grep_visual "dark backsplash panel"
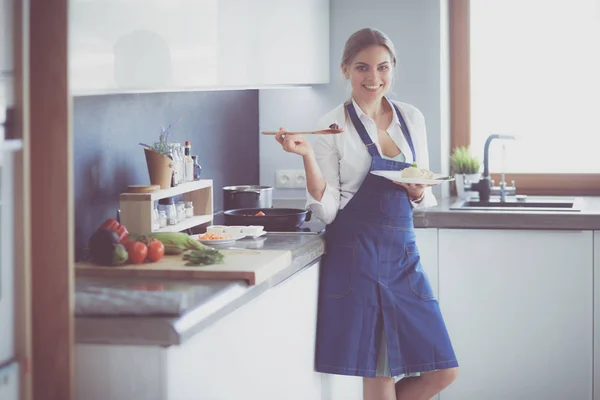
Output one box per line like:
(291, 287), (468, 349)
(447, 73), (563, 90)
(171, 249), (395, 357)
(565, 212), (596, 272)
(73, 90), (259, 260)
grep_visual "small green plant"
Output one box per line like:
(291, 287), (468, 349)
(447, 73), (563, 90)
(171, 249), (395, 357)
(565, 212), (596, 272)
(450, 146), (480, 174)
(139, 118), (182, 156)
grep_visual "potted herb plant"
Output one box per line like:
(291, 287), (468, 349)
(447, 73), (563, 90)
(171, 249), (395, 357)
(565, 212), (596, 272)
(140, 119), (181, 189)
(450, 146), (481, 198)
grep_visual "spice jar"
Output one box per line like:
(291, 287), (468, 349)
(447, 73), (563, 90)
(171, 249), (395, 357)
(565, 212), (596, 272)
(158, 210), (168, 228)
(185, 201), (194, 218)
(159, 197), (177, 226)
(176, 201), (186, 222)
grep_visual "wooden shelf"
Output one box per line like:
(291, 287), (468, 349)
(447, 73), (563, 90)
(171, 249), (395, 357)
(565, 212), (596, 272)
(119, 179), (213, 234)
(155, 215), (212, 233)
(120, 180), (212, 202)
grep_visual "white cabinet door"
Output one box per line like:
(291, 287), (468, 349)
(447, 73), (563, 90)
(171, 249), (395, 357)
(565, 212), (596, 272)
(438, 229), (593, 400)
(69, 0), (220, 95)
(253, 0), (329, 86)
(166, 263), (322, 400)
(69, 0), (330, 95)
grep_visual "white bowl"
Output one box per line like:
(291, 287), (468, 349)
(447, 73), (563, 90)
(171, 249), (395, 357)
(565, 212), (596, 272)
(206, 225), (227, 234)
(241, 225), (264, 235)
(224, 225), (246, 235)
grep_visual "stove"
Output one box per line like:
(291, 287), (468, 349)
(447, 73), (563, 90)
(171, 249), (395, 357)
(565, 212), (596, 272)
(266, 219), (327, 234)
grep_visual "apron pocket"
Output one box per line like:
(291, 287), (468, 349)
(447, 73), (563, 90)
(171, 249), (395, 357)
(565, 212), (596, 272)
(379, 192), (410, 217)
(323, 245), (355, 299)
(405, 244), (435, 301)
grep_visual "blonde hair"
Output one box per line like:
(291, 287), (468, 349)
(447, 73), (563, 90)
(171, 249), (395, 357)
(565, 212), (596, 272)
(340, 28), (397, 69)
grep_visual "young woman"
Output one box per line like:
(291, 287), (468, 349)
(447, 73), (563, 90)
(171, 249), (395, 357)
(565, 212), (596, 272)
(274, 28), (458, 400)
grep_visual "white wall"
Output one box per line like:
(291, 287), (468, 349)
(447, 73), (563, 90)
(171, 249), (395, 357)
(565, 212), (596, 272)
(259, 0), (450, 201)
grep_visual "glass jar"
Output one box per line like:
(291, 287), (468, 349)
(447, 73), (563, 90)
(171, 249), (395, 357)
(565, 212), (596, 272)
(158, 210), (168, 228)
(185, 201), (194, 218)
(160, 197), (177, 225)
(176, 201), (186, 222)
(152, 203), (160, 230)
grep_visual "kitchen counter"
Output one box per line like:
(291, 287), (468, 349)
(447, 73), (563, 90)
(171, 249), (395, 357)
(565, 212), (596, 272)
(75, 233), (325, 346)
(414, 196), (600, 230)
(75, 196), (600, 346)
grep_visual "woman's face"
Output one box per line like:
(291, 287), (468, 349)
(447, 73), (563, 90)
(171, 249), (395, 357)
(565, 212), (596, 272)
(343, 45), (394, 103)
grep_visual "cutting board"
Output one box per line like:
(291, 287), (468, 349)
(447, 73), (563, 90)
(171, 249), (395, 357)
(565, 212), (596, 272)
(75, 249), (293, 285)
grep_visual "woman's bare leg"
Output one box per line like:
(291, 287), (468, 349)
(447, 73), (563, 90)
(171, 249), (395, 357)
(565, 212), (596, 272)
(394, 368), (458, 400)
(363, 376), (396, 400)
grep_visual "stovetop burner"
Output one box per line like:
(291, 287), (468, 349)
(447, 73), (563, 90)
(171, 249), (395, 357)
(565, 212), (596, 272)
(267, 219), (327, 234)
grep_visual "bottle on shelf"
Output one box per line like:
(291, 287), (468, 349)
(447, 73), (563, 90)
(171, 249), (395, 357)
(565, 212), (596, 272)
(184, 140), (194, 182)
(192, 155), (202, 181)
(168, 147), (179, 187)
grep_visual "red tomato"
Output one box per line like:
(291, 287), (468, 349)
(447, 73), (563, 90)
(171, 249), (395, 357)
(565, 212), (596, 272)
(146, 239), (165, 262)
(127, 241), (148, 264)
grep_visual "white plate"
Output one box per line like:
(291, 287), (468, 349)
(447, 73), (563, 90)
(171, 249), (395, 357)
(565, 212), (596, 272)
(370, 170), (455, 185)
(192, 233), (246, 245)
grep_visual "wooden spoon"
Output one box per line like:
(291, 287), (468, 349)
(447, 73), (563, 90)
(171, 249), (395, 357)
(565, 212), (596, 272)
(261, 128), (344, 135)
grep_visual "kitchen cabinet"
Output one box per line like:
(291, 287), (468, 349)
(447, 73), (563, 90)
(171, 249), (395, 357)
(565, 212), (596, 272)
(438, 229), (593, 400)
(69, 0), (330, 95)
(76, 262), (323, 400)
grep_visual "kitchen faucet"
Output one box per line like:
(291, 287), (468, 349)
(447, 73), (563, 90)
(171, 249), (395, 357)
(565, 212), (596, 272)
(470, 134), (517, 202)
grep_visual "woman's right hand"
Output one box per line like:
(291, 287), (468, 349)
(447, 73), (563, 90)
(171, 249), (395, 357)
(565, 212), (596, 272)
(275, 127), (313, 158)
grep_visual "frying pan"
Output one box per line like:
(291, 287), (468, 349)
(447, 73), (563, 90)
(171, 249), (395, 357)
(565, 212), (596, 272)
(223, 208), (311, 230)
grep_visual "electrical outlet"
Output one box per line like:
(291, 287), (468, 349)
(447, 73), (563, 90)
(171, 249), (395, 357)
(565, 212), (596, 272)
(275, 169), (306, 189)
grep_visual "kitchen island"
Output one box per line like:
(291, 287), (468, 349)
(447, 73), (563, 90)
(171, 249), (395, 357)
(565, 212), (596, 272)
(75, 233), (338, 400)
(75, 196), (600, 400)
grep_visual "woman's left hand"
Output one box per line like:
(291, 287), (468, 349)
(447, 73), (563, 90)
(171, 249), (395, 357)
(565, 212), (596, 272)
(393, 182), (430, 201)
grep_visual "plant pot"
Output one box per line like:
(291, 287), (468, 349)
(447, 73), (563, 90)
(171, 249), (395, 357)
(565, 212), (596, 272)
(455, 173), (481, 199)
(144, 148), (173, 189)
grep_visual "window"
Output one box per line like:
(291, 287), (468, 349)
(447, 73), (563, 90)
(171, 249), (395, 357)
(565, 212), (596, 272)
(450, 0), (600, 195)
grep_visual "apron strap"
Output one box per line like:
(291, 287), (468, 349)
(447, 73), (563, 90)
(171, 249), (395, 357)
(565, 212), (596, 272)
(390, 102), (417, 163)
(346, 101), (382, 159)
(345, 99), (417, 162)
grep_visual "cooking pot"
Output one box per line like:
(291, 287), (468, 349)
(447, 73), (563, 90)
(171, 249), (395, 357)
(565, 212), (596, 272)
(223, 185), (273, 211)
(223, 208), (311, 231)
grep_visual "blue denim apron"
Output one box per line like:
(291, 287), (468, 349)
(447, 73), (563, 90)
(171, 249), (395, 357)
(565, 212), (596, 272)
(315, 100), (458, 378)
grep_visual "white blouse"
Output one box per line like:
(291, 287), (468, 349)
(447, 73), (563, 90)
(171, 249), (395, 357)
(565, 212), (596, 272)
(305, 97), (437, 225)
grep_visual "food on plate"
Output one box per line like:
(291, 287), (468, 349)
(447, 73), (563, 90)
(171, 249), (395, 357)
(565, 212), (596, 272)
(401, 163), (435, 180)
(183, 247), (225, 266)
(255, 211), (266, 216)
(198, 232), (233, 241)
(329, 122), (340, 130)
(89, 228), (129, 266)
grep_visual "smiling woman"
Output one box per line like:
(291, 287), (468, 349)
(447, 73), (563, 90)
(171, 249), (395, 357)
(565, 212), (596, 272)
(450, 0), (600, 195)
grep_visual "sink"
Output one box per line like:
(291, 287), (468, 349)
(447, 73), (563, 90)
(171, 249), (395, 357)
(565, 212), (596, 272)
(450, 195), (582, 212)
